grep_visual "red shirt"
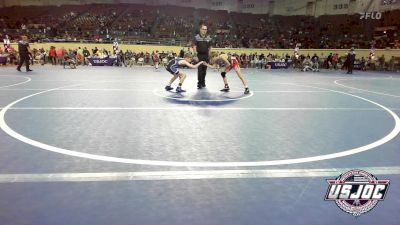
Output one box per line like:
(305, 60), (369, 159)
(49, 48), (56, 57)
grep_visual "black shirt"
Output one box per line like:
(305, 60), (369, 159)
(193, 34), (212, 55)
(83, 49), (90, 57)
(311, 55), (319, 63)
(18, 41), (29, 55)
(348, 51), (356, 62)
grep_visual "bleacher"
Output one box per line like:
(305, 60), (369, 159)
(0, 4), (399, 49)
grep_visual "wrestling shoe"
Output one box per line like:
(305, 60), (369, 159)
(176, 86), (186, 93)
(220, 86), (230, 92)
(165, 85), (173, 91)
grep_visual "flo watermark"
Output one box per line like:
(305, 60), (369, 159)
(360, 12), (382, 20)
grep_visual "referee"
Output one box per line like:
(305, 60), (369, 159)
(193, 24), (212, 89)
(16, 35), (33, 72)
(347, 47), (356, 74)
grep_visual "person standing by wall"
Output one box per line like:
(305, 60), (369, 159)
(3, 35), (10, 49)
(82, 47), (90, 65)
(378, 54), (385, 71)
(57, 47), (65, 65)
(193, 24), (212, 89)
(347, 47), (356, 74)
(16, 35), (33, 72)
(49, 46), (57, 65)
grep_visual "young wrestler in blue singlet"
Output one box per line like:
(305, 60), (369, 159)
(165, 53), (204, 93)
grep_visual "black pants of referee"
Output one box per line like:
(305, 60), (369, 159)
(347, 61), (354, 74)
(17, 54), (30, 71)
(197, 54), (209, 87)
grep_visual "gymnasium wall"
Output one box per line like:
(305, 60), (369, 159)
(10, 42), (400, 59)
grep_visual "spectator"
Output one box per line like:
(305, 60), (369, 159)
(360, 57), (367, 71)
(56, 47), (65, 65)
(311, 53), (320, 71)
(326, 53), (333, 69)
(82, 47), (90, 65)
(49, 46), (57, 65)
(125, 50), (134, 67)
(92, 47), (99, 56)
(378, 55), (385, 71)
(388, 56), (396, 71)
(332, 53), (338, 70)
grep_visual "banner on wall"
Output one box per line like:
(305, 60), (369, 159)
(88, 57), (116, 66)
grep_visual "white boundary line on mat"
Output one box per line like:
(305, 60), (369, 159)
(334, 78), (400, 98)
(0, 75), (31, 89)
(0, 166), (399, 183)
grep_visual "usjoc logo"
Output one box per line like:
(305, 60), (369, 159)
(325, 169), (389, 217)
(93, 59), (108, 64)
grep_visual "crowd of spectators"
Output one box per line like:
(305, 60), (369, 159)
(0, 4), (399, 50)
(1, 42), (398, 72)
